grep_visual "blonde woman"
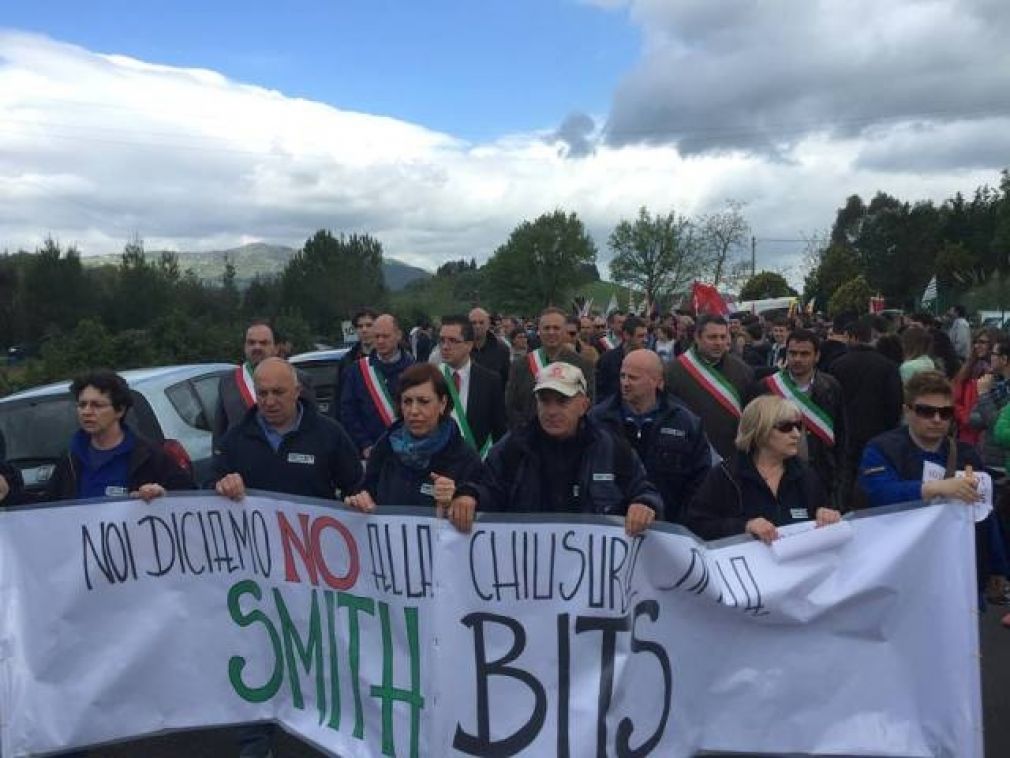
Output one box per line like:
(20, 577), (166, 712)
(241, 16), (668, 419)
(685, 395), (841, 543)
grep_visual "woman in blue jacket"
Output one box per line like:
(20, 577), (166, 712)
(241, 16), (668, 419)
(345, 363), (481, 521)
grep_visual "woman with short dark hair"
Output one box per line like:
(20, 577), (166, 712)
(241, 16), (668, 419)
(345, 363), (481, 522)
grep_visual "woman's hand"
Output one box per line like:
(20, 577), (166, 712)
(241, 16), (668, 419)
(446, 495), (476, 533)
(430, 472), (456, 512)
(344, 491), (377, 513)
(745, 517), (778, 544)
(130, 483), (167, 502)
(815, 507), (842, 527)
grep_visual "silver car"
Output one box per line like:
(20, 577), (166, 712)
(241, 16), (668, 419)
(0, 364), (233, 502)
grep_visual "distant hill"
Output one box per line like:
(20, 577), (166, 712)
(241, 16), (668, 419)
(80, 242), (432, 291)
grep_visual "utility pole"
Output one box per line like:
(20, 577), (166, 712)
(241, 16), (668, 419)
(751, 235), (756, 278)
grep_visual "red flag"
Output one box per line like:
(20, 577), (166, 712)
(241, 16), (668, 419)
(692, 281), (730, 316)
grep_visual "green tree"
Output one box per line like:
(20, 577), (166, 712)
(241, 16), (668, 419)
(22, 238), (91, 342)
(280, 231), (386, 333)
(739, 271), (797, 300)
(608, 206), (700, 304)
(482, 210), (596, 313)
(828, 275), (874, 317)
(803, 243), (862, 306)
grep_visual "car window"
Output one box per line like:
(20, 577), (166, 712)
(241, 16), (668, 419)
(165, 381), (209, 431)
(296, 361), (338, 395)
(191, 373), (223, 425)
(0, 396), (77, 460)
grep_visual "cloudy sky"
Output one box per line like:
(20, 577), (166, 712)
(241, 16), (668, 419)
(2, 0), (1008, 284)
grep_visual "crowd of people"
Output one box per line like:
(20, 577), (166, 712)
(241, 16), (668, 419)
(1, 301), (1008, 757)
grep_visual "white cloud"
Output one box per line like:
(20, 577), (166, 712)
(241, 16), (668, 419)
(0, 28), (1004, 290)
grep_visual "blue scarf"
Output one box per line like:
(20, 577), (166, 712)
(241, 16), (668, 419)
(389, 421), (453, 471)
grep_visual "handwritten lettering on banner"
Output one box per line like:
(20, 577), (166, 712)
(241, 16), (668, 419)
(0, 495), (983, 758)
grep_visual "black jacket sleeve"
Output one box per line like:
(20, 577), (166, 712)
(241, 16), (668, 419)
(684, 465), (747, 541)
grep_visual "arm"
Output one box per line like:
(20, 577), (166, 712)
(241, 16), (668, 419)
(331, 423), (365, 498)
(683, 466), (747, 541)
(339, 366), (370, 451)
(857, 444), (923, 507)
(883, 366), (904, 429)
(212, 376), (229, 449)
(681, 421), (715, 508)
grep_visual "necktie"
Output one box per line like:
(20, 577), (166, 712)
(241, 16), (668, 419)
(453, 370), (461, 394)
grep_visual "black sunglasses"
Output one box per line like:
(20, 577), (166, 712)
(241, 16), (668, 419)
(773, 420), (803, 433)
(910, 403), (955, 421)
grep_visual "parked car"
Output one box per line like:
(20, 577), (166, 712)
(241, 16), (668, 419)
(289, 347), (350, 417)
(0, 364), (233, 503)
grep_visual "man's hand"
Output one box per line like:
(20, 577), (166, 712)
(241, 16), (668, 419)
(447, 495), (476, 533)
(0, 474), (9, 504)
(215, 473), (247, 501)
(345, 491), (377, 512)
(745, 517), (778, 544)
(922, 477), (981, 503)
(130, 483), (167, 502)
(814, 507), (842, 527)
(624, 503), (655, 536)
(977, 374), (995, 396)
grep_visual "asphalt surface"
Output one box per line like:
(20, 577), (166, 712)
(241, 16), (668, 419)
(69, 608), (1010, 757)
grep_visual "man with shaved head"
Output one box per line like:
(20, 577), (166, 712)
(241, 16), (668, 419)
(590, 348), (712, 523)
(213, 357), (361, 501)
(340, 313), (415, 457)
(469, 306), (511, 386)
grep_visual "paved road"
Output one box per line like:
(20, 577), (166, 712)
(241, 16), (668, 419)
(77, 607), (1010, 757)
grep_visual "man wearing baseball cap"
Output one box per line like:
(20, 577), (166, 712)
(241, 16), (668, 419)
(448, 362), (662, 535)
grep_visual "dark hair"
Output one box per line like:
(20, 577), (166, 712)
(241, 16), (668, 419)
(696, 314), (728, 333)
(904, 370), (951, 405)
(606, 310), (624, 325)
(565, 315), (580, 328)
(994, 338), (1010, 359)
(352, 308), (378, 326)
(245, 318), (275, 341)
(395, 363), (452, 421)
(831, 313), (854, 333)
(622, 315), (646, 336)
(846, 319), (872, 343)
(439, 314), (474, 342)
(875, 334), (903, 364)
(71, 370), (133, 413)
(952, 304), (967, 318)
(786, 328), (820, 352)
(744, 321), (763, 340)
(772, 316), (790, 328)
(900, 325), (932, 360)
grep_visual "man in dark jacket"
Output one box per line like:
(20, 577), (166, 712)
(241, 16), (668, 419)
(214, 358), (362, 502)
(818, 315), (849, 372)
(51, 370), (194, 501)
(594, 314), (648, 402)
(469, 307), (512, 387)
(748, 329), (846, 508)
(830, 318), (903, 506)
(452, 362), (661, 535)
(665, 314), (754, 461)
(340, 313), (415, 457)
(590, 349), (711, 523)
(331, 308), (377, 422)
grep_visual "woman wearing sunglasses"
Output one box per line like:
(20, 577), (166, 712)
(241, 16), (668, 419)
(685, 395), (841, 543)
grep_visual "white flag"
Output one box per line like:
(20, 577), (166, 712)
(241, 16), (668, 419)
(921, 275), (938, 306)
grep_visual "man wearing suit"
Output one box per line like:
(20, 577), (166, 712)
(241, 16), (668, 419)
(437, 314), (507, 456)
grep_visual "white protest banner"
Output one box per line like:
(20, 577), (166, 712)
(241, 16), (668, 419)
(0, 495), (982, 757)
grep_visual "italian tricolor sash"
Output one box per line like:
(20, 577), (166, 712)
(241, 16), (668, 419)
(527, 347), (550, 378)
(235, 364), (256, 409)
(442, 365), (492, 459)
(764, 371), (835, 446)
(599, 335), (615, 352)
(678, 348), (742, 418)
(358, 358), (397, 428)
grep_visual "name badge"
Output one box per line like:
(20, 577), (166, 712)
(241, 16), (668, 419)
(790, 508), (808, 520)
(572, 485), (580, 497)
(420, 483), (435, 497)
(105, 486), (128, 497)
(593, 473), (615, 482)
(660, 427), (685, 437)
(287, 453), (315, 465)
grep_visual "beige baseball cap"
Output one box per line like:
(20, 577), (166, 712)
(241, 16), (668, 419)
(533, 362), (587, 397)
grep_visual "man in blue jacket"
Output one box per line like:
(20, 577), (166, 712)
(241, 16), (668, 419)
(339, 313), (414, 457)
(451, 363), (661, 535)
(590, 348), (711, 523)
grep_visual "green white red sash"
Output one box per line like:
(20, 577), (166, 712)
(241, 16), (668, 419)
(442, 365), (492, 459)
(764, 371), (835, 446)
(358, 357), (397, 427)
(235, 363), (256, 408)
(678, 348), (742, 418)
(527, 347), (550, 378)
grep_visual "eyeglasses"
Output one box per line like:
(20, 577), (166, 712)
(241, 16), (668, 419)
(76, 400), (112, 410)
(910, 403), (955, 421)
(773, 420), (803, 433)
